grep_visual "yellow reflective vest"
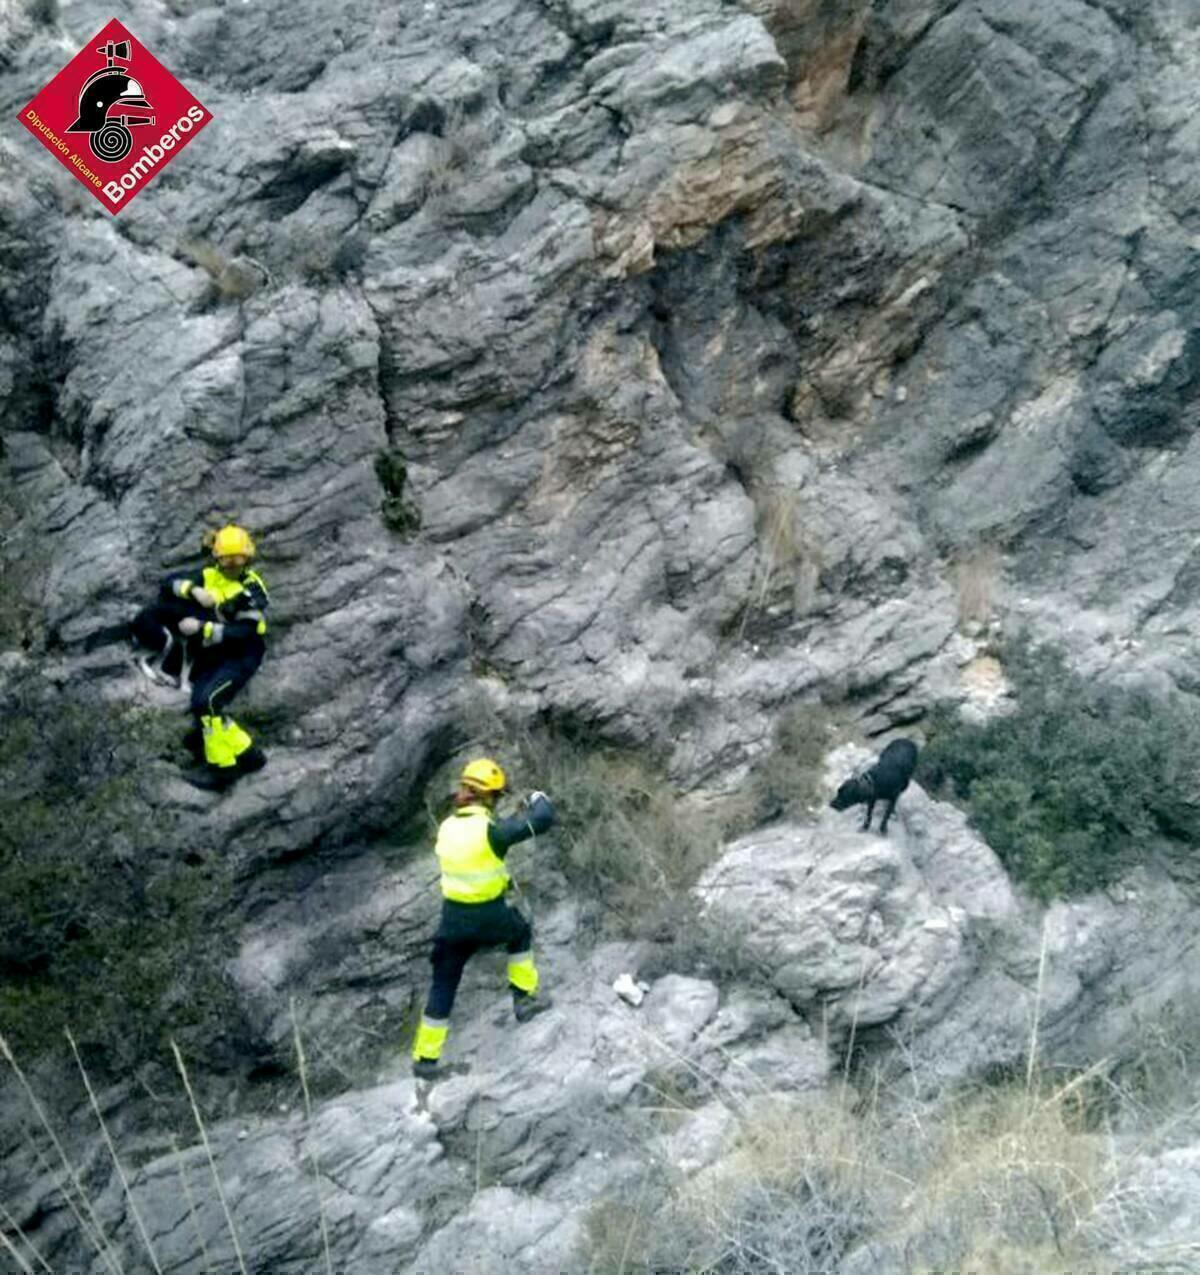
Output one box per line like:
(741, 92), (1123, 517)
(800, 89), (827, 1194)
(201, 567), (268, 635)
(174, 566), (269, 635)
(435, 804), (509, 903)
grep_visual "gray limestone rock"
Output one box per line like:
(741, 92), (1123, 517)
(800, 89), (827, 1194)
(695, 820), (970, 1035)
(696, 795), (1200, 1095)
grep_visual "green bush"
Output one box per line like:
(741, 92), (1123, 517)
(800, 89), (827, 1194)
(0, 677), (242, 1072)
(918, 639), (1200, 899)
(375, 448), (421, 535)
(0, 514), (46, 651)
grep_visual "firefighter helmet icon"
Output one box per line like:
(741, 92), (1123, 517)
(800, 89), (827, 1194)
(66, 38), (156, 163)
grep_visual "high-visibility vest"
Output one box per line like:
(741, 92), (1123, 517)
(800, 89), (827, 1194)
(202, 567), (268, 634)
(435, 805), (509, 903)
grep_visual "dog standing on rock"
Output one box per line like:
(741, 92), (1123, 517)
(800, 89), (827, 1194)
(830, 738), (919, 834)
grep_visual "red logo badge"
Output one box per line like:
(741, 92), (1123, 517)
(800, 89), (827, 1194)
(17, 18), (211, 214)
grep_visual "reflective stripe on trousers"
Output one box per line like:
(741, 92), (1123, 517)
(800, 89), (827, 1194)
(412, 1016), (449, 1062)
(506, 950), (538, 995)
(201, 714), (253, 767)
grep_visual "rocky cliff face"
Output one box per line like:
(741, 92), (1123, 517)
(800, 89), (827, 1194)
(3, 0), (1200, 1270)
(7, 0), (1188, 846)
(7, 0), (1199, 856)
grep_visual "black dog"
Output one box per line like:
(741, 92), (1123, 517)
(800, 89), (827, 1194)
(830, 738), (919, 834)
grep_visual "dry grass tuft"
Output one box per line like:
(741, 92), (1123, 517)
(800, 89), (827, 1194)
(512, 729), (744, 934)
(423, 102), (495, 219)
(905, 1079), (1111, 1267)
(580, 1050), (1159, 1275)
(738, 485), (825, 639)
(180, 240), (261, 301)
(953, 544), (1001, 630)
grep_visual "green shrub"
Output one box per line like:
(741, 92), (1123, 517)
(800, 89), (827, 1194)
(641, 897), (766, 987)
(918, 639), (1200, 899)
(0, 512), (46, 651)
(375, 448), (421, 535)
(0, 677), (242, 1072)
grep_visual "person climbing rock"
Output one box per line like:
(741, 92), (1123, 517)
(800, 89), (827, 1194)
(133, 523), (270, 790)
(411, 757), (556, 1081)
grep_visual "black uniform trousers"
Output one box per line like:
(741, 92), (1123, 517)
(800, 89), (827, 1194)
(188, 644), (263, 719)
(426, 896), (532, 1019)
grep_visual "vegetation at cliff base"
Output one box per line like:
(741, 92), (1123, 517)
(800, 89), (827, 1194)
(0, 675), (242, 1073)
(918, 639), (1200, 899)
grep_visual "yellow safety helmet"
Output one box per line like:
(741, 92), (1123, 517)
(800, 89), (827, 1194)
(460, 757), (507, 794)
(212, 524), (256, 559)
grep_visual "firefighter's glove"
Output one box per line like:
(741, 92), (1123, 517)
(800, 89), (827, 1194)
(178, 617), (201, 636)
(527, 791), (549, 806)
(202, 621), (225, 646)
(191, 586), (218, 608)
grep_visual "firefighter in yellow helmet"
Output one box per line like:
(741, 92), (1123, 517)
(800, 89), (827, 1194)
(131, 523), (270, 790)
(411, 757), (556, 1080)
